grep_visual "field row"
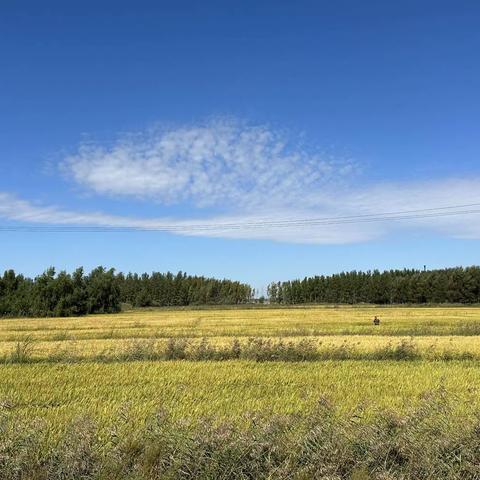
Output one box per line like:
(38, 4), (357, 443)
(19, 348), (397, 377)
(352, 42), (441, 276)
(1, 306), (480, 341)
(1, 360), (479, 432)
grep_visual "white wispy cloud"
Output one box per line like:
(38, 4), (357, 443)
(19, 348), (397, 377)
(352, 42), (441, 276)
(62, 118), (354, 210)
(1, 119), (480, 244)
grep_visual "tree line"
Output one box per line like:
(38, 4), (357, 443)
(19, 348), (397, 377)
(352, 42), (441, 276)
(3, 265), (480, 317)
(0, 267), (253, 317)
(268, 267), (480, 305)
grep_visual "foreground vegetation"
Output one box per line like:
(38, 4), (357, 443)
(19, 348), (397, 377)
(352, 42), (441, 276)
(1, 305), (480, 478)
(2, 388), (479, 480)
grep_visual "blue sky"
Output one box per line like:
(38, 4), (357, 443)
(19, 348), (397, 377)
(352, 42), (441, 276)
(1, 0), (480, 290)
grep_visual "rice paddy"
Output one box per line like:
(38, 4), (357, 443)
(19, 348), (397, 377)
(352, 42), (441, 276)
(0, 305), (479, 429)
(2, 305), (480, 341)
(1, 305), (480, 478)
(2, 359), (480, 428)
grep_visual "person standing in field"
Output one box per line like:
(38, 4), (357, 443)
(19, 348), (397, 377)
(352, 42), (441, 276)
(373, 316), (380, 325)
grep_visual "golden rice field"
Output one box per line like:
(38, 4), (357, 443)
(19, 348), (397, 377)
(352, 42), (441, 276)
(1, 305), (480, 435)
(2, 305), (480, 341)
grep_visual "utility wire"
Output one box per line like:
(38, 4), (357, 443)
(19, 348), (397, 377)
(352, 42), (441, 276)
(0, 202), (480, 232)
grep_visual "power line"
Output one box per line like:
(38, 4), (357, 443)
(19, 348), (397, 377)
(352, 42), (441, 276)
(0, 201), (480, 232)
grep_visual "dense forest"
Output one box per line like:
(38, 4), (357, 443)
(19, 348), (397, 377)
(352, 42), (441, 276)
(268, 267), (480, 304)
(0, 267), (253, 317)
(116, 271), (253, 307)
(2, 265), (480, 317)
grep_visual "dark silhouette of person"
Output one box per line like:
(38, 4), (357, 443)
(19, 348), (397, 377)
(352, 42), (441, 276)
(373, 316), (380, 326)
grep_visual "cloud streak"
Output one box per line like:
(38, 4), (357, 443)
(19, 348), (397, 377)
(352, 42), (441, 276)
(1, 119), (480, 244)
(1, 177), (480, 244)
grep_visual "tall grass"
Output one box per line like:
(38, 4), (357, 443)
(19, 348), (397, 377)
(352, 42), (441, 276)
(0, 390), (477, 479)
(2, 337), (477, 364)
(8, 334), (36, 363)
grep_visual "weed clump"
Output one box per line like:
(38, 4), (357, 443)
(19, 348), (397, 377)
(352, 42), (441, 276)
(165, 337), (189, 360)
(372, 339), (421, 361)
(240, 338), (318, 362)
(8, 335), (36, 363)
